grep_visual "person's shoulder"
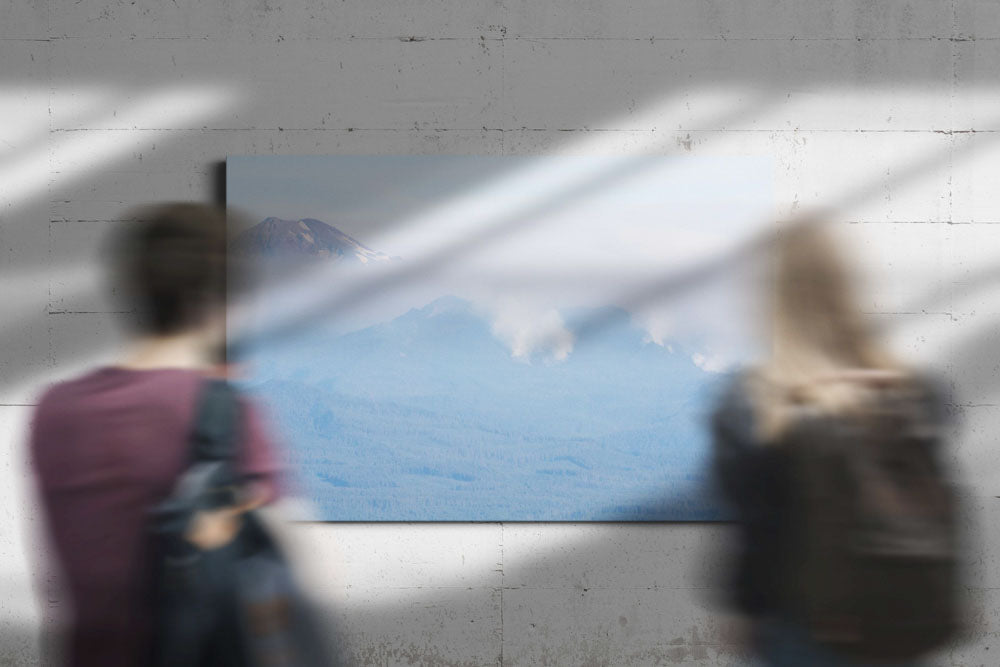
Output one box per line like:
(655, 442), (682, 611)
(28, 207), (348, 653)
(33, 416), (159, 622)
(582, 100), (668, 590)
(905, 369), (950, 400)
(898, 369), (954, 426)
(33, 368), (108, 412)
(35, 367), (204, 412)
(710, 367), (760, 442)
(234, 391), (268, 416)
(711, 367), (757, 415)
(30, 369), (121, 444)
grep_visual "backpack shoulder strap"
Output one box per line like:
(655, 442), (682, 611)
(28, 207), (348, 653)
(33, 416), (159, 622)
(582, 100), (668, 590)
(150, 380), (243, 537)
(189, 378), (242, 465)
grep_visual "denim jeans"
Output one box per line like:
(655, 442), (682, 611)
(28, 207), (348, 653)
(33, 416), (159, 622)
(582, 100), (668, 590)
(752, 619), (921, 667)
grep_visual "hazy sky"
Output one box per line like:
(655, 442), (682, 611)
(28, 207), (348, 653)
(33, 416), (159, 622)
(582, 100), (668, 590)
(227, 155), (516, 246)
(228, 155), (773, 369)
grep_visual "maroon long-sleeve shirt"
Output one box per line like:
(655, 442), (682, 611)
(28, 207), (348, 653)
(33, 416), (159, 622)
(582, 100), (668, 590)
(30, 367), (282, 667)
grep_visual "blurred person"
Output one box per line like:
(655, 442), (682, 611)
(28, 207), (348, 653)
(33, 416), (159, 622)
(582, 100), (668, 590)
(30, 204), (283, 666)
(710, 221), (963, 666)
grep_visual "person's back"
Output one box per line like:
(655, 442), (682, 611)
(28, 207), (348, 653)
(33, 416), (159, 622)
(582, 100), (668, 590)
(30, 204), (280, 666)
(710, 222), (965, 666)
(712, 371), (959, 666)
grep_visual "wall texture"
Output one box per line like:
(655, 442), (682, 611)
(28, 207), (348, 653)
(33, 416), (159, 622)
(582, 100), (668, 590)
(3, 1), (1000, 664)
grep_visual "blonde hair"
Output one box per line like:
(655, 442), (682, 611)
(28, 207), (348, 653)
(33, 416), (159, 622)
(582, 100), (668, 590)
(751, 221), (902, 442)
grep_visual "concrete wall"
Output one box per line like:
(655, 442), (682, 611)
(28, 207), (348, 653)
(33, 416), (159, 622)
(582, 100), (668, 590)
(3, 1), (1000, 664)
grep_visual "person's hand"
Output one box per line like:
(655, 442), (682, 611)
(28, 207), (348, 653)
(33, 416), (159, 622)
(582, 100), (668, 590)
(185, 506), (242, 550)
(184, 482), (270, 550)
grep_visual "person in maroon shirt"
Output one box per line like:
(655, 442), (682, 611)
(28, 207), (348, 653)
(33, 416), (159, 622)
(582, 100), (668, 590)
(30, 204), (282, 667)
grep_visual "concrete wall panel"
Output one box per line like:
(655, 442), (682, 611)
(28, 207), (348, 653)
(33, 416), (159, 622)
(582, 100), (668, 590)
(3, 1), (998, 664)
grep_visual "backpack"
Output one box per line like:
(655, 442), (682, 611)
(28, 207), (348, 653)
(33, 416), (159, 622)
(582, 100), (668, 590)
(781, 377), (962, 661)
(149, 379), (335, 667)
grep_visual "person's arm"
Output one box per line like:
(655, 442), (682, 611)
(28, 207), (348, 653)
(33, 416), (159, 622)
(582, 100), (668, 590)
(185, 397), (284, 550)
(710, 376), (787, 618)
(235, 398), (284, 503)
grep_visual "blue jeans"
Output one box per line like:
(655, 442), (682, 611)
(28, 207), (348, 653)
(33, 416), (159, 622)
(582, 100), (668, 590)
(752, 619), (920, 667)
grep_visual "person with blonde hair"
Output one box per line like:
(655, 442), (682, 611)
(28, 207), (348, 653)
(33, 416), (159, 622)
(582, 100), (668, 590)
(711, 220), (962, 666)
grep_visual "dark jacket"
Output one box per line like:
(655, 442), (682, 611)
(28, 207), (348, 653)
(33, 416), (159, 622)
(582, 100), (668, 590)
(710, 374), (793, 616)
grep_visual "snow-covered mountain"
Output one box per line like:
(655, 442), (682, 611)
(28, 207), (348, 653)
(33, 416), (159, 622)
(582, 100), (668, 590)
(231, 216), (396, 263)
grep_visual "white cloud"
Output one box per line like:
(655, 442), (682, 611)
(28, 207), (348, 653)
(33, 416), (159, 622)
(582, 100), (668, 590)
(490, 300), (575, 362)
(691, 351), (730, 373)
(635, 311), (674, 347)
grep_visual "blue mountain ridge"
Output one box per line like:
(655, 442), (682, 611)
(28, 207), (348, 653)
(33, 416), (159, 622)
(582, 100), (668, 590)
(246, 295), (727, 520)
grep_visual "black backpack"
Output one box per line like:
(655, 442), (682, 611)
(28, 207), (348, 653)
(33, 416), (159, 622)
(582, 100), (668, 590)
(149, 379), (335, 667)
(781, 378), (963, 661)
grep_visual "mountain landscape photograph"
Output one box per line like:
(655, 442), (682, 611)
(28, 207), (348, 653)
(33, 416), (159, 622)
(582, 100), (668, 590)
(226, 155), (772, 520)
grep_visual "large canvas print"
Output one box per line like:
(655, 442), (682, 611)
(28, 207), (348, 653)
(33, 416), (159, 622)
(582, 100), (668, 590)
(227, 155), (772, 520)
